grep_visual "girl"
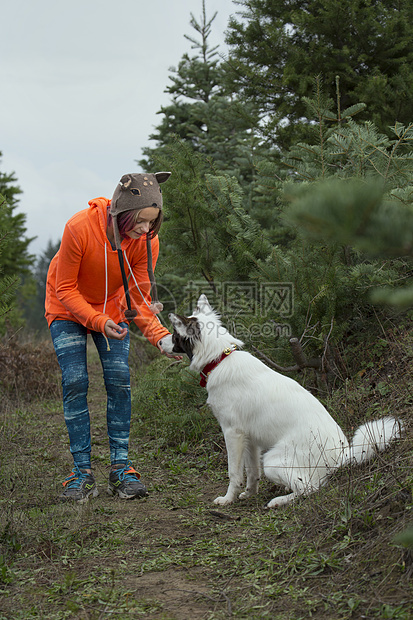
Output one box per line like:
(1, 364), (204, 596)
(45, 172), (178, 503)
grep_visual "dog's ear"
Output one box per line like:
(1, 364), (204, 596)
(168, 313), (188, 337)
(168, 312), (181, 329)
(196, 294), (211, 314)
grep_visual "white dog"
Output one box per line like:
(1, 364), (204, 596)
(160, 295), (403, 508)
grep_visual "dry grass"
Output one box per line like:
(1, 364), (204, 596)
(0, 335), (61, 403)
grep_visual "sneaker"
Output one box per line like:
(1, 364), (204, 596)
(107, 461), (148, 499)
(60, 466), (99, 504)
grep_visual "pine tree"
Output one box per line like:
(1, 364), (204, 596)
(0, 157), (36, 333)
(143, 137), (271, 315)
(248, 86), (413, 363)
(136, 3), (413, 367)
(0, 155), (35, 279)
(0, 197), (19, 333)
(139, 1), (263, 190)
(225, 0), (413, 149)
(20, 239), (61, 334)
(137, 1), (270, 308)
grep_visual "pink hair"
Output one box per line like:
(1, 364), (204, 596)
(107, 207), (163, 239)
(117, 210), (138, 237)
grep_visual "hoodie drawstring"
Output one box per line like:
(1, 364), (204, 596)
(103, 242), (108, 315)
(102, 243), (110, 351)
(123, 252), (152, 310)
(123, 252), (163, 326)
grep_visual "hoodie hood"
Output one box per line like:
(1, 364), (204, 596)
(87, 197), (121, 247)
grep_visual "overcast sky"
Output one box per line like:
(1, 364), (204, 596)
(0, 0), (236, 256)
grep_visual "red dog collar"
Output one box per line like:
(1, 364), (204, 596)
(199, 345), (239, 387)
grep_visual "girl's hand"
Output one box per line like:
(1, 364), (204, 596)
(104, 320), (128, 340)
(157, 339), (182, 360)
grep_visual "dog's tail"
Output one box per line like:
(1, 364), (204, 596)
(348, 416), (404, 465)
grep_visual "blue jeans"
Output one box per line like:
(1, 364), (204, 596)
(50, 320), (131, 469)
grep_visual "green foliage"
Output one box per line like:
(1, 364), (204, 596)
(0, 270), (18, 324)
(0, 157), (34, 280)
(0, 197), (19, 332)
(283, 180), (413, 258)
(278, 104), (413, 314)
(243, 85), (413, 359)
(394, 526), (413, 549)
(131, 355), (214, 449)
(135, 4), (413, 367)
(0, 156), (36, 333)
(20, 239), (61, 334)
(150, 138), (272, 313)
(139, 1), (264, 210)
(225, 0), (413, 148)
(150, 80), (413, 362)
(154, 138), (222, 291)
(203, 173), (272, 281)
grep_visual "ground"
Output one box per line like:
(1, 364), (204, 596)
(1, 337), (412, 619)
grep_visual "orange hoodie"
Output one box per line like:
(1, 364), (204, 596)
(45, 197), (170, 347)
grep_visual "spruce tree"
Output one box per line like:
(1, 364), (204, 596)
(225, 0), (413, 148)
(142, 137), (271, 314)
(0, 155), (35, 279)
(138, 1), (269, 307)
(248, 86), (413, 363)
(139, 0), (263, 190)
(0, 197), (19, 332)
(20, 239), (61, 334)
(0, 157), (37, 333)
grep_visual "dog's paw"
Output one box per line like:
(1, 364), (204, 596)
(213, 496), (234, 506)
(267, 492), (296, 508)
(239, 490), (254, 500)
(265, 499), (280, 509)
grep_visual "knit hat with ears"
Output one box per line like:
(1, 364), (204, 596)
(110, 172), (171, 321)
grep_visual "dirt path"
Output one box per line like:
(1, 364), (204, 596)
(76, 343), (240, 619)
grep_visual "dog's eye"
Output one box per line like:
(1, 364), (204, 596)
(130, 188), (141, 196)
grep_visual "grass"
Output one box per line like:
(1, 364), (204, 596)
(0, 329), (412, 619)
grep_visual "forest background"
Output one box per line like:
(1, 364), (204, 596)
(1, 0), (413, 367)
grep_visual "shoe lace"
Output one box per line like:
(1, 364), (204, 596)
(63, 465), (90, 489)
(114, 460), (141, 481)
